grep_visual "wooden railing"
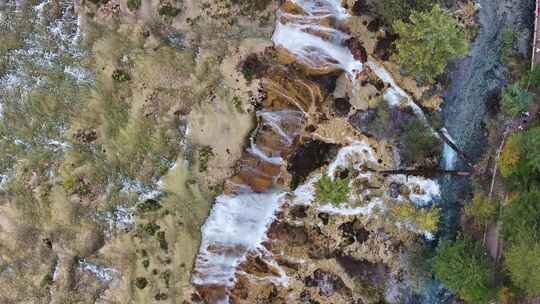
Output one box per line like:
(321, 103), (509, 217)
(532, 0), (539, 69)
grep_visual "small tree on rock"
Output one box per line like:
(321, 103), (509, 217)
(393, 5), (468, 82)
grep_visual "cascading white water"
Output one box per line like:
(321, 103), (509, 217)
(192, 192), (286, 288)
(193, 0), (442, 300)
(440, 128), (458, 170)
(272, 0), (362, 76)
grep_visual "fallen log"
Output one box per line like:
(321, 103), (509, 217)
(436, 129), (475, 168)
(378, 169), (471, 178)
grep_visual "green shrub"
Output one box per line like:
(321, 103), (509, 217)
(464, 193), (498, 230)
(499, 128), (540, 190)
(137, 199), (162, 213)
(375, 0), (434, 26)
(158, 5), (181, 17)
(502, 191), (540, 243)
(112, 69), (130, 82)
(134, 277), (148, 289)
(527, 64), (540, 90)
(522, 127), (540, 173)
(156, 231), (168, 251)
(137, 222), (161, 237)
(232, 96), (243, 113)
(198, 146), (214, 172)
(127, 0), (141, 11)
(314, 175), (350, 206)
(498, 133), (522, 178)
(231, 0), (272, 15)
(504, 241), (540, 298)
(391, 202), (440, 233)
(399, 120), (441, 167)
(240, 54), (265, 82)
(501, 29), (518, 66)
(433, 238), (495, 303)
(368, 100), (391, 137)
(501, 83), (533, 117)
(393, 5), (468, 82)
(142, 259), (150, 269)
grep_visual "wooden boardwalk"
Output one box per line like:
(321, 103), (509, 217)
(533, 0), (540, 66)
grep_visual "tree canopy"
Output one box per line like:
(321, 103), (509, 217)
(393, 5), (468, 82)
(375, 0), (434, 26)
(504, 241), (540, 298)
(502, 191), (540, 244)
(433, 238), (494, 303)
(501, 83), (534, 117)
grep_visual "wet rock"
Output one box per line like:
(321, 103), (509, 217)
(240, 53), (267, 82)
(318, 212), (330, 225)
(74, 128), (98, 143)
(374, 32), (398, 61)
(349, 104), (417, 139)
(288, 140), (339, 189)
(399, 184), (411, 196)
(267, 221), (308, 245)
(345, 38), (368, 63)
(304, 275), (318, 287)
(312, 269), (347, 297)
(335, 167), (350, 180)
(333, 97), (352, 117)
(367, 77), (386, 92)
(305, 124), (317, 132)
(196, 285), (228, 304)
(311, 74), (339, 95)
(339, 219), (370, 244)
(300, 290), (312, 302)
(336, 256), (389, 287)
(290, 205), (309, 219)
(367, 18), (383, 32)
(348, 109), (377, 137)
(388, 182), (400, 198)
(352, 0), (370, 16)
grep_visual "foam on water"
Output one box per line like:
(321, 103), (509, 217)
(272, 0), (363, 77)
(327, 140), (377, 178)
(367, 61), (427, 118)
(257, 110), (304, 144)
(318, 197), (384, 216)
(79, 259), (118, 282)
(388, 175), (441, 206)
(193, 191), (286, 287)
(291, 0), (349, 20)
(273, 22), (363, 76)
(247, 141), (283, 165)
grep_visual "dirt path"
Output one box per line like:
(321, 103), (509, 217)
(486, 222), (503, 262)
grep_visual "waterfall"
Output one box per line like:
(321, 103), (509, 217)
(192, 0), (443, 302)
(441, 128), (458, 170)
(192, 192), (286, 289)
